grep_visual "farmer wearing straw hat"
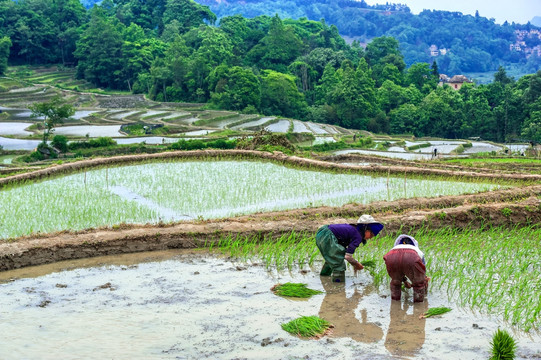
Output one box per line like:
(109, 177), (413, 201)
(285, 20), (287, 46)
(383, 234), (430, 302)
(316, 214), (384, 282)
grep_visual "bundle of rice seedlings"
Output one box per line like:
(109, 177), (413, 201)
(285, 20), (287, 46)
(489, 329), (517, 360)
(360, 260), (376, 268)
(281, 316), (332, 338)
(271, 282), (323, 298)
(419, 307), (452, 318)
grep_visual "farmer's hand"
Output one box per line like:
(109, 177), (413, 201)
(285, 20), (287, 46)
(403, 281), (412, 289)
(352, 262), (364, 271)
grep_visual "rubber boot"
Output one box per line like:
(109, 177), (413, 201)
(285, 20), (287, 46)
(390, 279), (402, 301)
(320, 262), (332, 276)
(413, 286), (425, 302)
(331, 271), (345, 283)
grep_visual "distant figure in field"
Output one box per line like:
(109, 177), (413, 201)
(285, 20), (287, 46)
(432, 148), (437, 159)
(383, 234), (430, 302)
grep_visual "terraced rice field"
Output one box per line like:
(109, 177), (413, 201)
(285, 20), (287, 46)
(0, 160), (503, 239)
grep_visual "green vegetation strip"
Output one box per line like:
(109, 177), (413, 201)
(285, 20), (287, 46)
(271, 282), (323, 298)
(421, 307), (452, 318)
(281, 316), (331, 338)
(217, 226), (540, 331)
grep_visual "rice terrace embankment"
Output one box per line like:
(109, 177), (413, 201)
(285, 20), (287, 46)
(1, 150), (540, 270)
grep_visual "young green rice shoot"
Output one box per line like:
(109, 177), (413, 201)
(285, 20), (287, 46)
(489, 329), (517, 360)
(281, 316), (332, 338)
(216, 225), (540, 332)
(271, 282), (323, 298)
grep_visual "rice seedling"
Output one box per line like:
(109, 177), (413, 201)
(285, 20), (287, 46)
(420, 307), (452, 318)
(271, 282), (323, 298)
(216, 225), (540, 332)
(360, 260), (376, 268)
(489, 329), (517, 360)
(281, 315), (332, 338)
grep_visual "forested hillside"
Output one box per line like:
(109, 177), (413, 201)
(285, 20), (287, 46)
(194, 0), (541, 76)
(0, 0), (540, 142)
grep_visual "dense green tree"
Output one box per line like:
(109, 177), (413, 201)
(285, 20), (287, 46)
(0, 36), (11, 75)
(365, 36), (405, 86)
(259, 70), (307, 118)
(121, 24), (167, 91)
(521, 110), (541, 143)
(418, 86), (464, 138)
(459, 84), (495, 138)
(163, 0), (216, 33)
(50, 0), (87, 65)
(494, 65), (513, 85)
(380, 64), (403, 85)
(326, 58), (377, 129)
(209, 66), (261, 111)
(75, 8), (125, 88)
(405, 62), (435, 92)
(246, 15), (303, 73)
(389, 103), (419, 134)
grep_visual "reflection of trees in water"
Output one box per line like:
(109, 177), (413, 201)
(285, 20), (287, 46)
(385, 300), (428, 357)
(318, 276), (383, 343)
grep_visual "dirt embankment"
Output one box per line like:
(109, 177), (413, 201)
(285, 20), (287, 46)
(318, 153), (541, 175)
(1, 150), (540, 272)
(1, 190), (539, 272)
(2, 150), (541, 189)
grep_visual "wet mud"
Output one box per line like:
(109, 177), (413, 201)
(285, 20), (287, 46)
(0, 250), (539, 359)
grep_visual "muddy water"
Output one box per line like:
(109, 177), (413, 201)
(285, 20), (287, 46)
(0, 250), (539, 360)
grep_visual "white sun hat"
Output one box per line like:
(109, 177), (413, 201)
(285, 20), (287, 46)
(357, 214), (384, 236)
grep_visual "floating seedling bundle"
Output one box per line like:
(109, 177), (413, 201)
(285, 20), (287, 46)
(271, 282), (323, 298)
(281, 316), (333, 339)
(420, 307), (452, 319)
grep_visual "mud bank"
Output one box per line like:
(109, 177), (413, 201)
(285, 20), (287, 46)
(1, 196), (539, 272)
(1, 150), (541, 189)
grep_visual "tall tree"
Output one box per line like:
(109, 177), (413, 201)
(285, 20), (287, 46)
(30, 96), (75, 143)
(259, 70), (307, 118)
(0, 36), (11, 75)
(246, 15), (303, 73)
(75, 8), (124, 88)
(209, 66), (261, 111)
(163, 0), (216, 34)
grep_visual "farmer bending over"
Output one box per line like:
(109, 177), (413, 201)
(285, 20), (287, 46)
(383, 234), (430, 302)
(316, 214), (384, 281)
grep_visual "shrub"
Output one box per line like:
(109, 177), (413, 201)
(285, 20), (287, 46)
(51, 135), (68, 153)
(69, 137), (117, 150)
(310, 140), (348, 152)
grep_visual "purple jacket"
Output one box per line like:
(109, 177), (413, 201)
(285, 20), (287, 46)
(328, 224), (365, 254)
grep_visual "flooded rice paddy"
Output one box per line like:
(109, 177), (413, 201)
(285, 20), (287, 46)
(0, 161), (502, 239)
(53, 125), (124, 137)
(0, 250), (539, 359)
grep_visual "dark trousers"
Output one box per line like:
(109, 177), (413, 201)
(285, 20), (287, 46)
(383, 248), (427, 302)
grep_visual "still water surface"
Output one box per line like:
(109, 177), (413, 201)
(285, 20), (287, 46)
(0, 250), (539, 359)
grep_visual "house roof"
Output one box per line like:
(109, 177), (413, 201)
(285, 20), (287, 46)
(449, 75), (471, 83)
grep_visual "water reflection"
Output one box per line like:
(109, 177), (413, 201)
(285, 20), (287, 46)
(318, 276), (383, 343)
(384, 299), (428, 357)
